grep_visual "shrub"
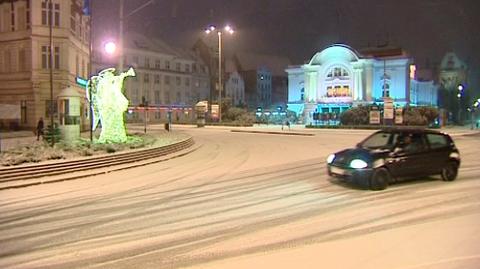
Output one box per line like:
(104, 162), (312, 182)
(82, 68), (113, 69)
(340, 106), (369, 125)
(403, 106), (438, 126)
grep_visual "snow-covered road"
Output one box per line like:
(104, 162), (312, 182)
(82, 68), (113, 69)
(1, 127), (479, 269)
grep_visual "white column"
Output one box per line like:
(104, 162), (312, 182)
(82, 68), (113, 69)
(307, 71), (317, 102)
(356, 69), (363, 100)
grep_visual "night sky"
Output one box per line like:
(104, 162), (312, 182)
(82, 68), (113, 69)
(93, 0), (479, 92)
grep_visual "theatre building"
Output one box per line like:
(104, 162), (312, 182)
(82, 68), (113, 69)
(286, 44), (438, 124)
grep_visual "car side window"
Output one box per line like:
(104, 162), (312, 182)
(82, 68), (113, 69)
(396, 132), (426, 153)
(426, 134), (449, 149)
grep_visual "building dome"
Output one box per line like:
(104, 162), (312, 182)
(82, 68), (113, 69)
(308, 44), (360, 66)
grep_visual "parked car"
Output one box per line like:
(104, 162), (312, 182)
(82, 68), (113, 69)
(326, 127), (461, 190)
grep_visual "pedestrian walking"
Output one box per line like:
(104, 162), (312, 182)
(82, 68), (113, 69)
(36, 117), (44, 141)
(286, 120), (290, 130)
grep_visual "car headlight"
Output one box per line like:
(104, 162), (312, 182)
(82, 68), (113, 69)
(327, 154), (335, 164)
(350, 159), (368, 169)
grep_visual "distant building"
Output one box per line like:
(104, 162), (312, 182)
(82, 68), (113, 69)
(224, 71), (245, 106)
(438, 52), (468, 90)
(94, 32), (210, 123)
(233, 52), (290, 110)
(192, 37), (222, 111)
(286, 44), (438, 124)
(0, 0), (90, 130)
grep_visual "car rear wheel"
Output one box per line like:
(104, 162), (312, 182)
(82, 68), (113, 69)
(441, 161), (458, 181)
(370, 168), (390, 190)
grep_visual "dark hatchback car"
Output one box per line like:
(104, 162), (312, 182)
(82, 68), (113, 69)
(326, 128), (461, 190)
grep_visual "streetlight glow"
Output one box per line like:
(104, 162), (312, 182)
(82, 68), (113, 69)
(104, 41), (117, 55)
(204, 24), (235, 123)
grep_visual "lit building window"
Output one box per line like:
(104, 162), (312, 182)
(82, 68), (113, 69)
(326, 66), (349, 79)
(327, 85), (351, 97)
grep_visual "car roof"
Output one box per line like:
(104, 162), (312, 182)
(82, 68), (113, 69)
(378, 127), (446, 135)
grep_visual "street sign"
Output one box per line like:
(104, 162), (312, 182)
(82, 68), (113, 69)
(383, 97), (394, 120)
(211, 104), (219, 119)
(370, 110), (380, 124)
(395, 108), (403, 124)
(76, 76), (88, 89)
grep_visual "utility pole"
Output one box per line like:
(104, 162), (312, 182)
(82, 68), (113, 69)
(119, 0), (124, 73)
(218, 31), (222, 123)
(88, 1), (93, 142)
(49, 0), (55, 146)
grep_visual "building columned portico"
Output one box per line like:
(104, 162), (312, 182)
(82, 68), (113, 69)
(286, 44), (436, 124)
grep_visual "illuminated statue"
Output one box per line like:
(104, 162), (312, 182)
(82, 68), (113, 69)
(87, 67), (135, 143)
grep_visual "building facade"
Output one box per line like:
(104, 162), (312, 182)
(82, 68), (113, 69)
(286, 44), (438, 124)
(94, 32), (210, 124)
(233, 52), (290, 110)
(238, 67), (272, 110)
(438, 52), (468, 91)
(0, 0), (90, 130)
(224, 71), (245, 106)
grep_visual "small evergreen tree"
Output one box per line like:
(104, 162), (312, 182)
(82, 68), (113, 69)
(43, 123), (61, 144)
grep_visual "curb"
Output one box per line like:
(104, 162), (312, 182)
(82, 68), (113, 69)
(230, 129), (315, 136)
(0, 138), (198, 191)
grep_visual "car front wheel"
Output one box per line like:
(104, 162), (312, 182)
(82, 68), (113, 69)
(441, 161), (458, 181)
(370, 168), (390, 190)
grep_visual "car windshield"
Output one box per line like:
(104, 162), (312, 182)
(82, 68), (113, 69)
(359, 131), (395, 149)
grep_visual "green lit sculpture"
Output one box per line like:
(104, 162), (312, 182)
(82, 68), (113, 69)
(87, 67), (135, 143)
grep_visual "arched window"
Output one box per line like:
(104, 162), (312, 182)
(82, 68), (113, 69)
(326, 67), (349, 79)
(324, 66), (352, 98)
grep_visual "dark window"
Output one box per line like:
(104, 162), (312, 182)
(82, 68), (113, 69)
(54, 46), (60, 69)
(10, 2), (15, 31)
(26, 0), (30, 29)
(54, 4), (60, 26)
(427, 134), (449, 149)
(45, 100), (58, 117)
(21, 100), (27, 124)
(41, 2), (47, 25)
(361, 131), (394, 149)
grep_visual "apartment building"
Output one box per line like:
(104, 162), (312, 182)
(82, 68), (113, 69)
(94, 32), (210, 123)
(0, 0), (90, 130)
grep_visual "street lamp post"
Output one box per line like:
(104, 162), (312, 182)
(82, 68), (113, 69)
(457, 84), (464, 125)
(118, 0), (155, 73)
(48, 0), (55, 146)
(205, 25), (234, 123)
